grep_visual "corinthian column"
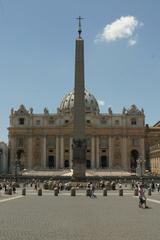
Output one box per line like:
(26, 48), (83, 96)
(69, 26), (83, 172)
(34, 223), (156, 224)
(10, 137), (16, 172)
(96, 137), (99, 168)
(140, 137), (145, 173)
(140, 137), (145, 157)
(109, 136), (112, 168)
(56, 136), (59, 169)
(42, 137), (46, 168)
(69, 137), (73, 169)
(28, 137), (33, 169)
(91, 136), (95, 168)
(122, 136), (128, 170)
(60, 136), (64, 168)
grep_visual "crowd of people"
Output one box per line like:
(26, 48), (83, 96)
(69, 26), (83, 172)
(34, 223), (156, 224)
(0, 180), (17, 194)
(0, 178), (160, 208)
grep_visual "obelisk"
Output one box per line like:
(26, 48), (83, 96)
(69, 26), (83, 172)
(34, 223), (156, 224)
(72, 17), (86, 179)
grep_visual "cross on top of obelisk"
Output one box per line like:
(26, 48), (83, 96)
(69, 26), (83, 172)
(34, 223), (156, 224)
(76, 16), (84, 38)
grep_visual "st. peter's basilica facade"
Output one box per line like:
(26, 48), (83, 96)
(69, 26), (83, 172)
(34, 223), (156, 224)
(8, 92), (160, 173)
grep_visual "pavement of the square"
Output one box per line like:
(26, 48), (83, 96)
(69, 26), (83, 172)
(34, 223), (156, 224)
(0, 188), (160, 240)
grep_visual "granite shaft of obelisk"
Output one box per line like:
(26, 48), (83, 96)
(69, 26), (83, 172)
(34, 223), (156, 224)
(72, 37), (86, 178)
(73, 38), (85, 138)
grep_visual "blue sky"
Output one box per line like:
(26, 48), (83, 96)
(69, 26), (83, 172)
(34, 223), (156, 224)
(0, 0), (160, 142)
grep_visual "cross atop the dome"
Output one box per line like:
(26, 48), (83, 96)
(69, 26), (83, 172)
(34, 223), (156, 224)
(76, 16), (84, 38)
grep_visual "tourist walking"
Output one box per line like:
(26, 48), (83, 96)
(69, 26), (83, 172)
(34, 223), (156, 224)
(138, 184), (148, 209)
(90, 183), (96, 198)
(151, 179), (155, 192)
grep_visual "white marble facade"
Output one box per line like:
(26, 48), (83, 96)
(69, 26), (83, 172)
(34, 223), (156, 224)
(8, 93), (146, 173)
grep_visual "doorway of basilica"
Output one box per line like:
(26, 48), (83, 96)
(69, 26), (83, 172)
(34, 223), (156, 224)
(86, 160), (91, 169)
(130, 149), (139, 172)
(100, 156), (108, 168)
(64, 160), (69, 168)
(48, 156), (55, 168)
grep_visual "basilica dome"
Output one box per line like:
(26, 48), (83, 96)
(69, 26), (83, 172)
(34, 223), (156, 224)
(59, 89), (100, 114)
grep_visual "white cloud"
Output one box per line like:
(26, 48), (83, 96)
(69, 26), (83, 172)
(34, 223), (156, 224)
(95, 16), (143, 46)
(128, 37), (137, 46)
(98, 100), (105, 107)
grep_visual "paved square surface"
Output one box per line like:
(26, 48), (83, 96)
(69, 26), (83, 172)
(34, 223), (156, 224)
(0, 189), (160, 240)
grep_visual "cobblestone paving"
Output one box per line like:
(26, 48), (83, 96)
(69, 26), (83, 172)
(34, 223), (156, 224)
(0, 190), (160, 240)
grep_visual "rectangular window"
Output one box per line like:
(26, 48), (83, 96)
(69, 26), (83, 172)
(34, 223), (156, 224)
(86, 138), (91, 147)
(64, 137), (70, 148)
(49, 120), (54, 125)
(100, 137), (108, 148)
(115, 120), (119, 125)
(131, 119), (137, 125)
(132, 138), (139, 146)
(17, 138), (24, 147)
(101, 119), (107, 124)
(19, 118), (25, 125)
(47, 137), (56, 148)
(36, 120), (41, 126)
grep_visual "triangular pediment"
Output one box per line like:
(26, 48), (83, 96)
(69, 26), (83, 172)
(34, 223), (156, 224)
(127, 104), (142, 115)
(14, 105), (29, 115)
